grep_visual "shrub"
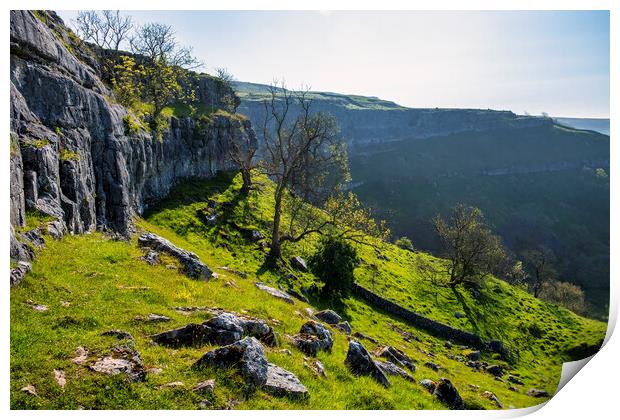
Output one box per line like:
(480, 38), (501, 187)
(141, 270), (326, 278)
(539, 280), (587, 315)
(395, 236), (414, 251)
(309, 236), (358, 296)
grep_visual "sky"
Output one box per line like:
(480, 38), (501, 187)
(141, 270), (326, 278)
(57, 10), (610, 118)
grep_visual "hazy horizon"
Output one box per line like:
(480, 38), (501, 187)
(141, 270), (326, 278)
(57, 10), (610, 119)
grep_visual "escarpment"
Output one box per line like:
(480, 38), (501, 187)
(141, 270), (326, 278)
(10, 11), (255, 249)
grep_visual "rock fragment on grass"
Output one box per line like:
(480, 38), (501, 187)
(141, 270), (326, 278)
(53, 369), (66, 389)
(344, 340), (390, 388)
(433, 378), (464, 410)
(20, 384), (38, 396)
(255, 282), (294, 304)
(263, 363), (308, 398)
(71, 346), (88, 365)
(25, 299), (48, 312)
(194, 379), (215, 394)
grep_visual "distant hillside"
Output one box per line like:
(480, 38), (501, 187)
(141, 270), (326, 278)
(554, 117), (610, 135)
(233, 81), (552, 149)
(233, 82), (610, 318)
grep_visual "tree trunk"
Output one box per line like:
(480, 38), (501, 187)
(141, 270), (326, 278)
(268, 186), (284, 264)
(240, 168), (252, 194)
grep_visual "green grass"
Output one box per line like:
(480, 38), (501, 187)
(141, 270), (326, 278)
(10, 172), (606, 409)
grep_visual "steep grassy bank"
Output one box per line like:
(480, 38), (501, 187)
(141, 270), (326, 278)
(10, 172), (606, 410)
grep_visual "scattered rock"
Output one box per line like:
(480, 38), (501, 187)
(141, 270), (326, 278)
(314, 309), (342, 324)
(255, 282), (294, 304)
(482, 390), (503, 408)
(46, 220), (65, 240)
(420, 379), (436, 393)
(10, 261), (31, 286)
(141, 250), (159, 265)
(194, 337), (268, 388)
(278, 349), (292, 356)
(25, 299), (48, 312)
(198, 399), (213, 409)
(352, 331), (379, 344)
(376, 361), (414, 382)
(71, 346), (88, 365)
(194, 379), (216, 394)
(444, 340), (453, 349)
(377, 346), (416, 372)
(292, 321), (333, 356)
(468, 384), (480, 390)
(152, 323), (208, 347)
(508, 385), (519, 392)
(60, 300), (71, 307)
(454, 312), (466, 319)
(263, 363), (309, 398)
(488, 339), (504, 354)
(290, 256), (308, 272)
(20, 384), (38, 396)
(101, 329), (134, 341)
(344, 340), (390, 388)
(508, 374), (524, 385)
(286, 289), (309, 303)
(303, 308), (314, 317)
(433, 378), (464, 410)
(138, 233), (212, 279)
(217, 266), (249, 278)
(53, 369), (66, 389)
(134, 313), (171, 323)
(526, 389), (550, 398)
(466, 350), (481, 361)
(204, 312), (245, 345)
(334, 321), (352, 335)
(89, 345), (146, 382)
(147, 367), (163, 375)
(249, 230), (265, 241)
(424, 362), (441, 372)
(23, 228), (45, 248)
(494, 377), (504, 382)
(486, 365), (503, 377)
(388, 323), (420, 342)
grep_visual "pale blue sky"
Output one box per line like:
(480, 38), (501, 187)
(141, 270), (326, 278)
(58, 10), (610, 118)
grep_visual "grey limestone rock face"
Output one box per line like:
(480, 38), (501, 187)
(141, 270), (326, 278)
(9, 10), (256, 243)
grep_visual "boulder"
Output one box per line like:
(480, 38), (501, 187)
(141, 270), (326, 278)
(89, 345), (146, 382)
(377, 346), (416, 372)
(454, 311), (466, 319)
(255, 282), (294, 304)
(334, 321), (352, 335)
(433, 378), (464, 410)
(376, 361), (414, 382)
(10, 261), (31, 286)
(101, 329), (134, 341)
(486, 365), (503, 377)
(286, 289), (309, 303)
(290, 256), (308, 272)
(138, 233), (212, 279)
(466, 350), (481, 361)
(488, 339), (504, 354)
(314, 309), (342, 324)
(507, 374), (524, 385)
(152, 323), (209, 347)
(194, 379), (216, 394)
(194, 337), (268, 387)
(46, 220), (65, 240)
(420, 379), (436, 393)
(291, 321), (333, 356)
(263, 363), (309, 398)
(352, 332), (379, 344)
(482, 390), (503, 408)
(424, 362), (441, 372)
(526, 389), (550, 398)
(344, 341), (390, 388)
(203, 312), (244, 345)
(141, 250), (159, 265)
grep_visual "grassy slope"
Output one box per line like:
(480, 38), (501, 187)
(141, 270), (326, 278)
(10, 173), (606, 410)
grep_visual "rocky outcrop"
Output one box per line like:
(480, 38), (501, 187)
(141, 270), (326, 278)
(138, 233), (212, 279)
(9, 11), (255, 244)
(344, 340), (391, 388)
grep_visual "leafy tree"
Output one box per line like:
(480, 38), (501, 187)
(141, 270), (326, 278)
(309, 236), (358, 295)
(432, 204), (506, 290)
(395, 236), (414, 251)
(111, 56), (145, 108)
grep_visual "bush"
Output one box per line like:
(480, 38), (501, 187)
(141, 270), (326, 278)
(539, 280), (587, 315)
(309, 236), (358, 296)
(395, 236), (414, 251)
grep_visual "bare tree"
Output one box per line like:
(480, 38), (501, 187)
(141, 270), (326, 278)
(521, 247), (556, 298)
(228, 125), (258, 194)
(259, 82), (349, 262)
(130, 22), (200, 69)
(433, 204), (506, 290)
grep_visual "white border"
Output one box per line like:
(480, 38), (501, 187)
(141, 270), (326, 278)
(2, 1), (617, 419)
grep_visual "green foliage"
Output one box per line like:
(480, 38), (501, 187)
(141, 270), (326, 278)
(123, 114), (143, 136)
(595, 168), (608, 179)
(112, 56), (145, 108)
(10, 133), (19, 156)
(539, 280), (587, 315)
(395, 236), (414, 251)
(309, 236), (358, 295)
(25, 138), (50, 149)
(60, 149), (80, 162)
(54, 126), (62, 136)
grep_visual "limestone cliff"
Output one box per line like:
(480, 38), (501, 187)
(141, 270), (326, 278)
(10, 11), (255, 247)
